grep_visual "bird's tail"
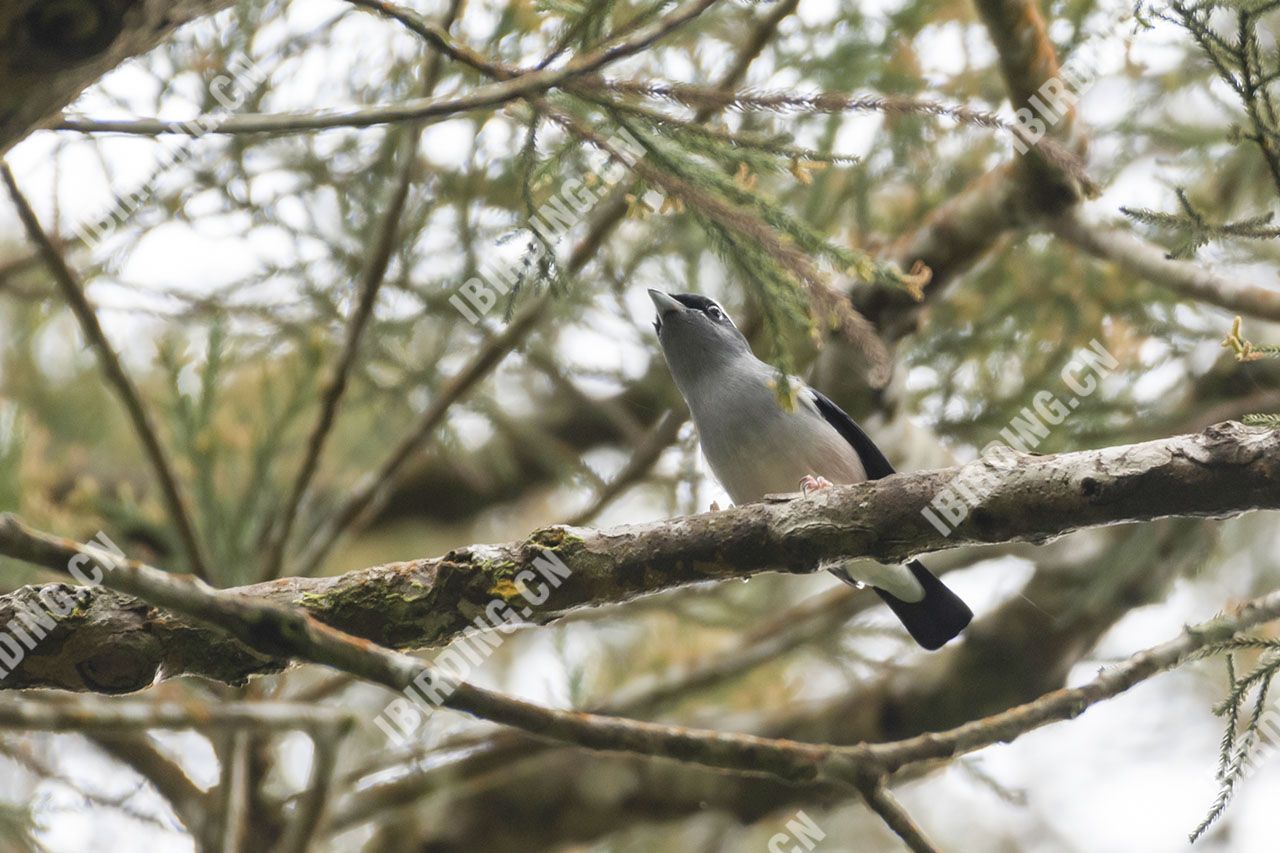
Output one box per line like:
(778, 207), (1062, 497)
(840, 560), (972, 650)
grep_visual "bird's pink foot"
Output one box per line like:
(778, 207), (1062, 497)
(799, 475), (833, 496)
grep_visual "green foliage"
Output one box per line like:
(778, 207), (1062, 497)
(1243, 412), (1280, 427)
(608, 100), (861, 175)
(540, 0), (621, 62)
(1190, 642), (1280, 841)
(619, 116), (898, 287)
(905, 236), (1172, 447)
(1151, 0), (1280, 199)
(1122, 188), (1280, 259)
(513, 113), (564, 311)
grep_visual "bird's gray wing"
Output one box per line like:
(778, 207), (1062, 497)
(807, 389), (896, 480)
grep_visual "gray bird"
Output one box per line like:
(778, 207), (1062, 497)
(649, 289), (971, 650)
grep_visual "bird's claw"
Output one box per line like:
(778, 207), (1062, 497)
(799, 475), (833, 496)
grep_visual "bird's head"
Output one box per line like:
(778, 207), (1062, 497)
(648, 289), (752, 388)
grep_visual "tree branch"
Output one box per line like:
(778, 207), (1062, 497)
(858, 780), (941, 853)
(3, 507), (1280, 848)
(390, 516), (1249, 850)
(325, 545), (1012, 831)
(53, 0), (723, 137)
(347, 519), (1206, 845)
(0, 697), (352, 732)
(0, 423), (1275, 692)
(1051, 210), (1280, 322)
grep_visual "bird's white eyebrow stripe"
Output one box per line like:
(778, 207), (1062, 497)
(703, 299), (736, 327)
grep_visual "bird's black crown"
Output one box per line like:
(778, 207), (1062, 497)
(653, 292), (730, 335)
(670, 293), (720, 312)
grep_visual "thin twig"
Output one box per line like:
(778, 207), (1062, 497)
(91, 732), (209, 837)
(591, 78), (1092, 190)
(218, 730), (250, 853)
(53, 0), (724, 137)
(277, 723), (349, 853)
(293, 291), (552, 572)
(568, 409), (686, 525)
(262, 0), (465, 582)
(0, 698), (353, 731)
(326, 584), (866, 826)
(0, 162), (212, 581)
(261, 129), (418, 581)
(0, 738), (174, 830)
(858, 778), (943, 853)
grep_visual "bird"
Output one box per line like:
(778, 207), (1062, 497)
(648, 289), (972, 650)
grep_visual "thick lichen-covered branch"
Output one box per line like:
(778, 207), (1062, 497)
(0, 422), (1275, 693)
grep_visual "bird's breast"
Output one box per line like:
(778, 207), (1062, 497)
(689, 379), (867, 505)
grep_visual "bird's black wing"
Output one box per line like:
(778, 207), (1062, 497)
(811, 387), (971, 650)
(808, 389), (897, 480)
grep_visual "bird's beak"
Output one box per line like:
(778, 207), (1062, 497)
(648, 289), (683, 319)
(648, 289), (683, 336)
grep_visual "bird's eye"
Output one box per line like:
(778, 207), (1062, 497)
(706, 306), (725, 321)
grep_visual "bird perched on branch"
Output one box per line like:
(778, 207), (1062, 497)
(649, 289), (971, 650)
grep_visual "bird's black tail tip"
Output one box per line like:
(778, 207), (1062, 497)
(873, 559), (972, 651)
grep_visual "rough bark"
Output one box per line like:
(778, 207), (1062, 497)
(0, 0), (240, 155)
(0, 423), (1275, 693)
